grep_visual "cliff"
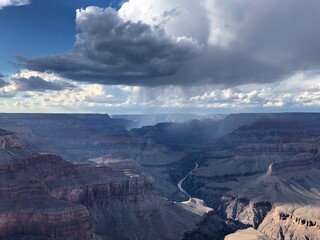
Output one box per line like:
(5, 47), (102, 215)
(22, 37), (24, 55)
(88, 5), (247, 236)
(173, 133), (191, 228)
(258, 206), (320, 240)
(184, 116), (320, 239)
(0, 128), (202, 240)
(0, 128), (152, 239)
(0, 153), (95, 239)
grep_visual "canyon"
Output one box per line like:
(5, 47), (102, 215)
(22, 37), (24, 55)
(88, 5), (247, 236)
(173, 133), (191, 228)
(0, 113), (319, 239)
(0, 128), (200, 239)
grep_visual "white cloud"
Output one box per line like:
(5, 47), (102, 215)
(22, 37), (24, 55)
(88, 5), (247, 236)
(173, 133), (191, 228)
(119, 0), (209, 44)
(1, 69), (320, 113)
(0, 0), (30, 9)
(2, 70), (320, 113)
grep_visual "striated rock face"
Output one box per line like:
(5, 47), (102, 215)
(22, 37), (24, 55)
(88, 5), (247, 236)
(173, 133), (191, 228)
(0, 153), (95, 239)
(47, 164), (152, 204)
(0, 113), (186, 168)
(258, 207), (320, 240)
(3, 113), (320, 239)
(266, 155), (312, 176)
(0, 130), (154, 239)
(184, 115), (320, 239)
(0, 152), (154, 239)
(0, 113), (199, 205)
(0, 203), (93, 240)
(0, 128), (202, 240)
(0, 113), (139, 162)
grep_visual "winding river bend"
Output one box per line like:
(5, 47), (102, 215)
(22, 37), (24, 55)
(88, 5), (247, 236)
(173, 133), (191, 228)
(177, 162), (199, 199)
(176, 162), (212, 216)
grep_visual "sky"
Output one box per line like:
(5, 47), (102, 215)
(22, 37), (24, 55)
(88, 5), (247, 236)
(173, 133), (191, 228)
(0, 0), (320, 114)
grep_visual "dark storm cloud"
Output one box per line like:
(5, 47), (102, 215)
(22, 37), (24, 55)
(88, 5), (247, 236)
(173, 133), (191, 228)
(18, 1), (320, 86)
(173, 0), (320, 86)
(228, 0), (320, 70)
(148, 47), (285, 86)
(20, 7), (201, 85)
(13, 76), (75, 92)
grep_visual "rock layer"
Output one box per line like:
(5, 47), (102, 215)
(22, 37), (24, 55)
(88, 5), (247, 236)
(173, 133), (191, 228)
(0, 128), (202, 240)
(185, 115), (320, 239)
(258, 207), (320, 240)
(0, 130), (153, 239)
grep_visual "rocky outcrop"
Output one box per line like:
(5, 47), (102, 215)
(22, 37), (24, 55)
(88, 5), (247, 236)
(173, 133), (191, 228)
(0, 131), (153, 239)
(0, 130), (21, 149)
(0, 200), (93, 240)
(89, 154), (139, 169)
(47, 165), (152, 204)
(183, 211), (235, 240)
(224, 228), (273, 240)
(0, 156), (95, 239)
(258, 207), (320, 240)
(266, 157), (311, 176)
(222, 196), (272, 228)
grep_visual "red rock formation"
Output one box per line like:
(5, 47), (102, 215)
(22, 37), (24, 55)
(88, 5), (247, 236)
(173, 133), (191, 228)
(0, 131), (152, 239)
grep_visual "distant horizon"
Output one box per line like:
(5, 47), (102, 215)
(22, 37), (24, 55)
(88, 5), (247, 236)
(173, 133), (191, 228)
(1, 111), (320, 116)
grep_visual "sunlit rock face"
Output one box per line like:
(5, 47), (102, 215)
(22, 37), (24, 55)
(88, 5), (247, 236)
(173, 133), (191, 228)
(258, 206), (320, 240)
(225, 228), (273, 240)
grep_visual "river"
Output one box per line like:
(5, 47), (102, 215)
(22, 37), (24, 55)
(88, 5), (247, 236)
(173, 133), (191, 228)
(177, 162), (199, 199)
(176, 162), (212, 216)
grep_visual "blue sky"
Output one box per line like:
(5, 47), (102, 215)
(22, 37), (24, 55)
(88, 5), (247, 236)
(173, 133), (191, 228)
(0, 0), (320, 114)
(0, 0), (122, 74)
